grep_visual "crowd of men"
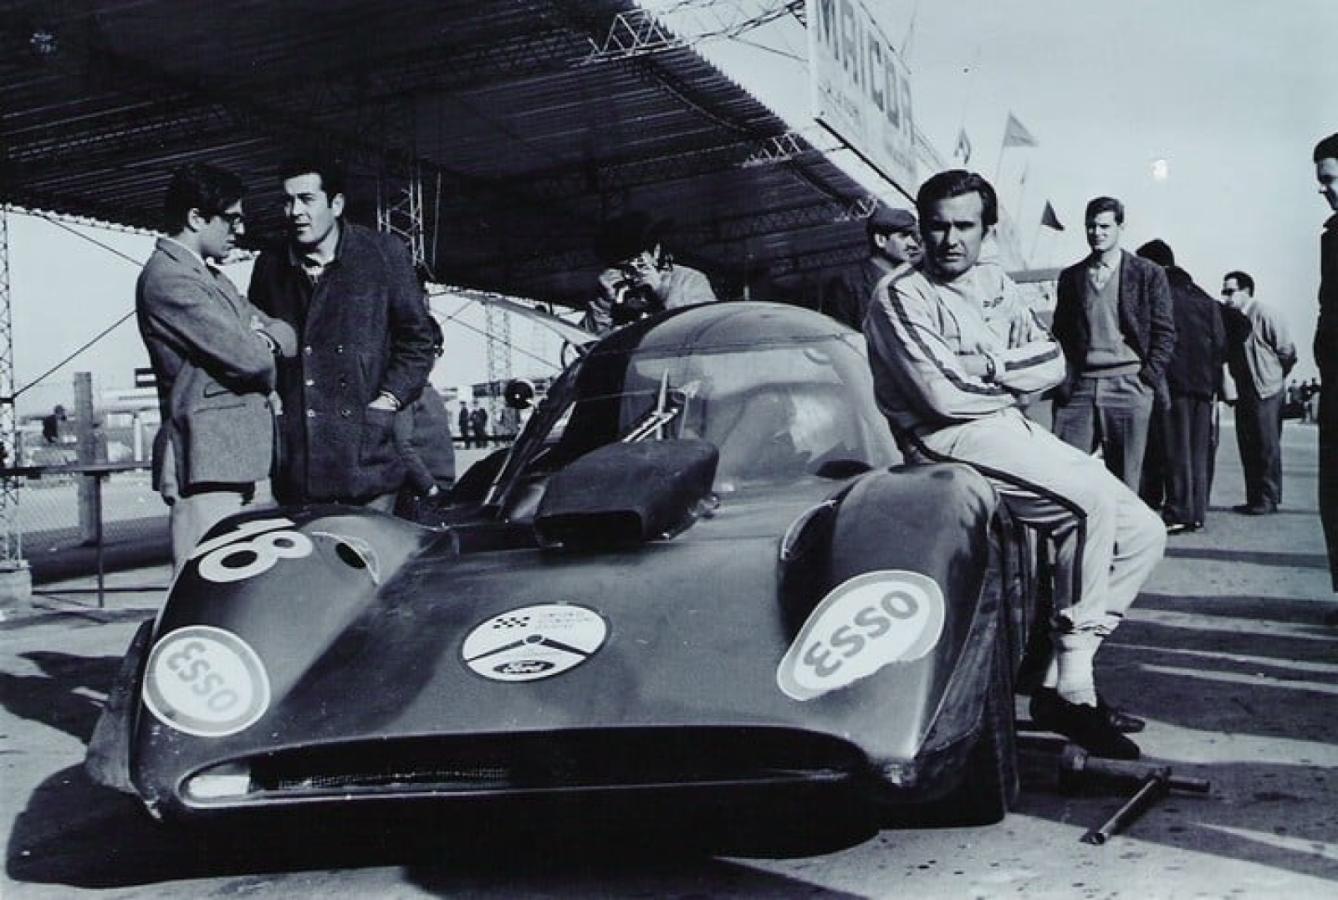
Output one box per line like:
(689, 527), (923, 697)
(137, 131), (1337, 763)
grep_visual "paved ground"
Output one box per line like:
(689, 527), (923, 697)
(1, 425), (1334, 898)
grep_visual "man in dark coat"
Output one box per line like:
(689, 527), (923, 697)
(469, 401), (489, 448)
(137, 163), (296, 569)
(1051, 196), (1176, 490)
(1314, 133), (1338, 593)
(457, 401), (472, 449)
(824, 204), (922, 331)
(1135, 240), (1226, 533)
(249, 153), (437, 510)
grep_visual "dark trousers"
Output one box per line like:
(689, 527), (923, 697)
(1318, 326), (1338, 589)
(1163, 394), (1214, 526)
(1235, 388), (1283, 508)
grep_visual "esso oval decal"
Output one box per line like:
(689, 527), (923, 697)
(777, 570), (945, 701)
(462, 604), (607, 682)
(142, 626), (271, 737)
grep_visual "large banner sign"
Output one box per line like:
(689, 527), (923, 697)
(807, 0), (916, 192)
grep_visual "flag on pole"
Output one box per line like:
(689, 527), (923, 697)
(1041, 201), (1064, 231)
(954, 128), (972, 165)
(1002, 112), (1038, 148)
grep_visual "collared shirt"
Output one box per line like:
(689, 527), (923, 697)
(1088, 248), (1121, 291)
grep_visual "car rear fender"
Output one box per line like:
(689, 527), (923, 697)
(776, 463), (1003, 759)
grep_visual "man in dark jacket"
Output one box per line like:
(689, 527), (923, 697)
(1135, 240), (1226, 533)
(1051, 196), (1176, 490)
(249, 153), (438, 510)
(825, 204), (922, 331)
(457, 401), (472, 449)
(1313, 133), (1338, 593)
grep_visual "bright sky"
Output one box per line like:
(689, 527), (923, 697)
(7, 0), (1337, 418)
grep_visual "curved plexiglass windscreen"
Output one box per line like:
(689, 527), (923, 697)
(498, 332), (901, 500)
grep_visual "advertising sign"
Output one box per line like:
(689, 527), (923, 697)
(807, 0), (917, 192)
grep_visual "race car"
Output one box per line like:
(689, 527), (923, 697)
(87, 301), (1037, 827)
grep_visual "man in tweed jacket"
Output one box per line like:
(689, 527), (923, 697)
(136, 164), (296, 570)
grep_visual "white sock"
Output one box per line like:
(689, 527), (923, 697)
(1055, 631), (1100, 706)
(1041, 654), (1060, 689)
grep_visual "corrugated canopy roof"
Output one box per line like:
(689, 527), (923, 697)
(1, 0), (886, 308)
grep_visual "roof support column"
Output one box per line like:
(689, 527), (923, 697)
(0, 208), (32, 614)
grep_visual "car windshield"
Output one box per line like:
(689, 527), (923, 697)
(497, 332), (900, 502)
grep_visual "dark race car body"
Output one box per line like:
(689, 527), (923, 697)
(89, 301), (1036, 826)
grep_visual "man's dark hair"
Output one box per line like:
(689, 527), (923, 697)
(1085, 196), (1125, 225)
(278, 151), (347, 200)
(1135, 239), (1175, 268)
(163, 163), (245, 232)
(915, 170), (998, 229)
(1313, 133), (1338, 163)
(1224, 270), (1255, 294)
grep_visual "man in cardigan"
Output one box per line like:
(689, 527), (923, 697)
(249, 153), (438, 510)
(1051, 197), (1176, 491)
(1221, 270), (1296, 515)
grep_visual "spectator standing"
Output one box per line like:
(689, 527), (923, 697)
(1313, 133), (1338, 587)
(1135, 240), (1226, 533)
(825, 204), (922, 331)
(458, 401), (473, 449)
(136, 163), (296, 570)
(249, 153), (438, 511)
(40, 405), (66, 444)
(1221, 271), (1296, 514)
(864, 169), (1163, 759)
(1051, 197), (1176, 490)
(470, 401), (489, 449)
(393, 387), (457, 523)
(583, 211), (717, 334)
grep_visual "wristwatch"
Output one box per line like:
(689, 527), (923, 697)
(983, 354), (998, 381)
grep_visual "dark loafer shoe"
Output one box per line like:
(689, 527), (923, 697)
(1030, 689), (1141, 760)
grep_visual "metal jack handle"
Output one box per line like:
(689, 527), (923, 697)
(1080, 767), (1171, 845)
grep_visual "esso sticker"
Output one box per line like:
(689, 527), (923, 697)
(142, 626), (271, 737)
(777, 570), (945, 701)
(461, 604), (607, 682)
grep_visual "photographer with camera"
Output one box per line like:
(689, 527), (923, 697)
(584, 211), (718, 334)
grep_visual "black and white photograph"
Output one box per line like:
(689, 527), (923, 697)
(1, 1), (1335, 897)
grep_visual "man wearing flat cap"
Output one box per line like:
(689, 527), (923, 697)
(584, 211), (718, 334)
(825, 203), (922, 331)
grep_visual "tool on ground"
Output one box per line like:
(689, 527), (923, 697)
(1056, 743), (1211, 845)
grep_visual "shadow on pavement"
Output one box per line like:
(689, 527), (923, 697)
(1013, 588), (1338, 883)
(1163, 546), (1332, 570)
(0, 651), (123, 744)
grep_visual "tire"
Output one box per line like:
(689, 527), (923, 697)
(934, 622), (1020, 825)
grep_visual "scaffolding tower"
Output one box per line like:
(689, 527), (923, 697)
(0, 207), (28, 601)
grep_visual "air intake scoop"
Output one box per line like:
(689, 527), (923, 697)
(535, 439), (718, 549)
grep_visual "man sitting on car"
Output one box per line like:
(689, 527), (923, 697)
(583, 211), (718, 334)
(863, 169), (1166, 759)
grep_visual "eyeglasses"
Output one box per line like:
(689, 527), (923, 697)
(217, 211), (245, 230)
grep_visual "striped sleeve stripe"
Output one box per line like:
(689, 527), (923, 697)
(1004, 344), (1062, 371)
(882, 277), (1009, 397)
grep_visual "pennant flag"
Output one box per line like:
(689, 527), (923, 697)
(954, 128), (972, 165)
(1041, 201), (1064, 231)
(1002, 112), (1038, 148)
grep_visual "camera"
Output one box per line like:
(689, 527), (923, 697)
(609, 277), (662, 325)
